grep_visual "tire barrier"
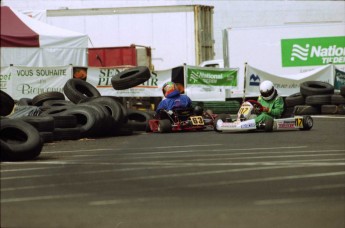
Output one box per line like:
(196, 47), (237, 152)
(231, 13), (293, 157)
(287, 83), (345, 116)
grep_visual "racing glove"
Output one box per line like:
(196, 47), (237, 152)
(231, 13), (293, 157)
(262, 106), (270, 113)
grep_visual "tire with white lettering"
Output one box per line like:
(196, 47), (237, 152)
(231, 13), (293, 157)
(0, 119), (43, 161)
(111, 66), (151, 90)
(293, 105), (321, 115)
(63, 78), (101, 104)
(300, 81), (334, 97)
(32, 92), (65, 106)
(0, 90), (15, 116)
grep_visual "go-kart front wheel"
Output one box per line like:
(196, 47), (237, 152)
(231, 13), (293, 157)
(158, 119), (172, 133)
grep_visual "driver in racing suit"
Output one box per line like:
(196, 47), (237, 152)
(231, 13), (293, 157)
(156, 82), (192, 114)
(255, 80), (285, 128)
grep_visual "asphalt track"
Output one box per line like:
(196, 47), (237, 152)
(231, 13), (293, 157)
(1, 116), (345, 228)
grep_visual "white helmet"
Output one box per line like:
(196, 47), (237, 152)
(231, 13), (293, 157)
(259, 80), (275, 100)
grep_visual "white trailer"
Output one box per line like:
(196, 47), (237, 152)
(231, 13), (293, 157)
(44, 5), (214, 70)
(220, 23), (345, 97)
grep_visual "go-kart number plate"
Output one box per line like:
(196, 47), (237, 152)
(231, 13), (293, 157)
(295, 117), (303, 128)
(239, 106), (251, 116)
(190, 116), (204, 125)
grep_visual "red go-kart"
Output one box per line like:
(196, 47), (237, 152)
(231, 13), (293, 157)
(148, 107), (217, 133)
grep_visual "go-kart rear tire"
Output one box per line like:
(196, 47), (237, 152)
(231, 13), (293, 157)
(300, 115), (313, 131)
(158, 119), (171, 133)
(264, 119), (274, 132)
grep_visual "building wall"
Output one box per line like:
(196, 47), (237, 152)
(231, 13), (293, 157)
(2, 0), (344, 61)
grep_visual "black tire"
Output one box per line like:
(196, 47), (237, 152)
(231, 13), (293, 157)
(18, 116), (55, 132)
(53, 128), (82, 141)
(32, 92), (65, 106)
(42, 100), (74, 107)
(331, 94), (345, 105)
(111, 66), (151, 90)
(321, 105), (338, 114)
(126, 109), (153, 131)
(0, 119), (43, 161)
(305, 94), (332, 106)
(80, 96), (125, 125)
(58, 106), (101, 137)
(340, 85), (345, 96)
(0, 90), (15, 116)
(63, 78), (101, 104)
(293, 105), (320, 115)
(158, 119), (172, 133)
(337, 105), (345, 115)
(300, 81), (334, 97)
(285, 93), (305, 107)
(300, 115), (313, 131)
(17, 98), (33, 106)
(40, 106), (71, 116)
(39, 131), (55, 143)
(52, 115), (78, 128)
(264, 118), (274, 132)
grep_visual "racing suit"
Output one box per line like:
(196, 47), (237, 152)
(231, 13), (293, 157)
(255, 92), (284, 126)
(156, 90), (192, 114)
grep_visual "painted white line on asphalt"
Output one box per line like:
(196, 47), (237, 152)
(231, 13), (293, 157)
(0, 193), (89, 203)
(42, 144), (224, 154)
(283, 183), (345, 192)
(312, 115), (345, 119)
(184, 171), (345, 188)
(253, 197), (343, 206)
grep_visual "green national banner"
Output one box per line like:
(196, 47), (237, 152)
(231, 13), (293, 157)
(281, 36), (345, 67)
(186, 66), (237, 87)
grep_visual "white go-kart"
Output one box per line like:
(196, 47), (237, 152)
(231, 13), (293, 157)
(214, 100), (313, 133)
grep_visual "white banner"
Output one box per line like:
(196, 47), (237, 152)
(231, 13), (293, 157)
(85, 66), (173, 97)
(1, 65), (72, 100)
(245, 64), (334, 97)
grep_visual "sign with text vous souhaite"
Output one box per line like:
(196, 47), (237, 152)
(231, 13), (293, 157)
(281, 36), (345, 67)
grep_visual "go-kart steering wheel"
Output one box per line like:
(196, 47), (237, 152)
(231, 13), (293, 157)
(246, 100), (263, 115)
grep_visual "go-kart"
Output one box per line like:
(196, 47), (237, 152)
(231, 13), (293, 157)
(214, 100), (313, 133)
(148, 107), (217, 133)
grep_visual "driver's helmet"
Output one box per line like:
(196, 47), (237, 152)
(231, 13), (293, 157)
(193, 105), (203, 115)
(259, 80), (275, 101)
(162, 82), (178, 97)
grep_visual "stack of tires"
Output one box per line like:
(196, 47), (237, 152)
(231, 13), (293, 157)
(284, 81), (345, 115)
(0, 66), (154, 162)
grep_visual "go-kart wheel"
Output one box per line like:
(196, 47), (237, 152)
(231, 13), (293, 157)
(300, 115), (313, 131)
(158, 119), (172, 133)
(246, 100), (263, 115)
(264, 118), (274, 132)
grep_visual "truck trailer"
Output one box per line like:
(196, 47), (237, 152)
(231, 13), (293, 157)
(201, 23), (345, 97)
(45, 5), (214, 70)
